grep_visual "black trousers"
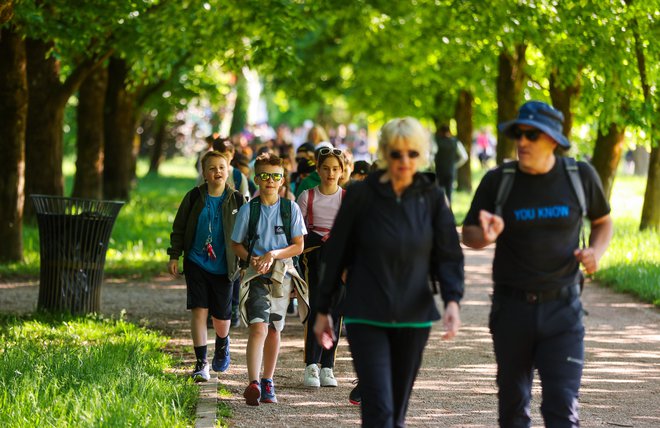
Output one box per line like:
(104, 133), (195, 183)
(490, 290), (584, 428)
(346, 323), (430, 428)
(436, 173), (455, 202)
(301, 238), (342, 367)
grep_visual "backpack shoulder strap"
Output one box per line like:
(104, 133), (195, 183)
(244, 198), (262, 265)
(279, 198), (293, 244)
(187, 187), (202, 217)
(233, 168), (242, 189)
(247, 198), (261, 242)
(307, 189), (315, 230)
(563, 157), (586, 217)
(563, 157), (587, 249)
(233, 190), (245, 208)
(495, 161), (517, 217)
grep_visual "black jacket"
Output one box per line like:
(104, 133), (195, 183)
(317, 171), (464, 323)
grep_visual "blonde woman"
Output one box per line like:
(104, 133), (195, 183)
(314, 117), (464, 427)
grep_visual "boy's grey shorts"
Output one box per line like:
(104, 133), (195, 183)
(245, 275), (293, 332)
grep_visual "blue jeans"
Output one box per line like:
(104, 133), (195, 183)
(490, 289), (585, 428)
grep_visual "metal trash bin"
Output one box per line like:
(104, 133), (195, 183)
(30, 195), (124, 314)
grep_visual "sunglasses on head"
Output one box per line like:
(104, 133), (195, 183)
(389, 150), (420, 160)
(256, 172), (284, 182)
(318, 147), (343, 157)
(511, 128), (542, 142)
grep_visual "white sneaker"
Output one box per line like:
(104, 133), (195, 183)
(320, 367), (338, 387)
(304, 364), (321, 387)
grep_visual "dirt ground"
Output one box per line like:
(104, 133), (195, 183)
(2, 246), (659, 427)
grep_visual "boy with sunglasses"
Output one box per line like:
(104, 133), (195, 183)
(462, 100), (613, 427)
(230, 153), (308, 406)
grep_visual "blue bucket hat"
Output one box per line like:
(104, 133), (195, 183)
(498, 101), (570, 148)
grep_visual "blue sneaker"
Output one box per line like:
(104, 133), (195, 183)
(260, 378), (277, 403)
(212, 336), (230, 372)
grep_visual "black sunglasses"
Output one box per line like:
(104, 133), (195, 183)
(389, 150), (420, 160)
(318, 147), (343, 157)
(511, 128), (542, 142)
(256, 172), (284, 182)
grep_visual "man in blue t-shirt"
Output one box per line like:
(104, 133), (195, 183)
(462, 101), (613, 427)
(231, 153), (306, 407)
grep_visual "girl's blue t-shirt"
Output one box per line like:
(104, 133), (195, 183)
(187, 192), (227, 274)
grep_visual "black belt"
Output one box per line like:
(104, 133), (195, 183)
(494, 284), (580, 304)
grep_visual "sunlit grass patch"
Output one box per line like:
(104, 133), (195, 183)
(0, 313), (198, 427)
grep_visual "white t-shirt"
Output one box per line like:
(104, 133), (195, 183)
(296, 187), (344, 237)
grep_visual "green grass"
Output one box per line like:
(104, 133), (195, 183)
(0, 312), (198, 427)
(594, 175), (660, 305)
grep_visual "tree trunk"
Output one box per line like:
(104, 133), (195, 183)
(24, 38), (67, 220)
(626, 0), (660, 231)
(455, 89), (473, 193)
(590, 122), (625, 201)
(0, 27), (27, 262)
(640, 144), (660, 230)
(103, 57), (138, 201)
(549, 68), (580, 138)
(496, 44), (527, 165)
(72, 66), (108, 199)
(147, 119), (167, 175)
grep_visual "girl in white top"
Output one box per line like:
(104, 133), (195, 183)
(296, 147), (346, 389)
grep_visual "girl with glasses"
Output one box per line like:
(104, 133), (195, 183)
(296, 148), (347, 389)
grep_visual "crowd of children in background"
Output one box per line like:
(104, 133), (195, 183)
(172, 123), (374, 408)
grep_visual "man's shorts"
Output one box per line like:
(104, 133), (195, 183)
(245, 275), (292, 332)
(184, 258), (232, 320)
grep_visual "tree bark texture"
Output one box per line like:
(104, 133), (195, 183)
(24, 38), (67, 220)
(591, 122), (625, 201)
(496, 45), (527, 165)
(72, 66), (108, 200)
(455, 89), (473, 193)
(103, 57), (138, 201)
(640, 144), (660, 231)
(147, 119), (167, 176)
(549, 68), (580, 138)
(0, 27), (27, 262)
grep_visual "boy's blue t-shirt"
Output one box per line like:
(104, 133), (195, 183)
(231, 198), (307, 260)
(187, 192), (227, 275)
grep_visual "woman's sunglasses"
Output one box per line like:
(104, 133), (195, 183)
(511, 128), (542, 142)
(318, 147), (343, 157)
(389, 150), (420, 160)
(256, 172), (284, 182)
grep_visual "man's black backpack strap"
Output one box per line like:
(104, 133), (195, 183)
(494, 162), (517, 217)
(564, 157), (587, 249)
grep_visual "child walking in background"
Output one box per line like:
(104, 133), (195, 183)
(296, 147), (346, 388)
(231, 153), (309, 406)
(167, 151), (245, 382)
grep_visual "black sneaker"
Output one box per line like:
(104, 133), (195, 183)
(349, 379), (360, 405)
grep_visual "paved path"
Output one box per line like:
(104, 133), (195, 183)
(2, 245), (659, 427)
(195, 245), (660, 427)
